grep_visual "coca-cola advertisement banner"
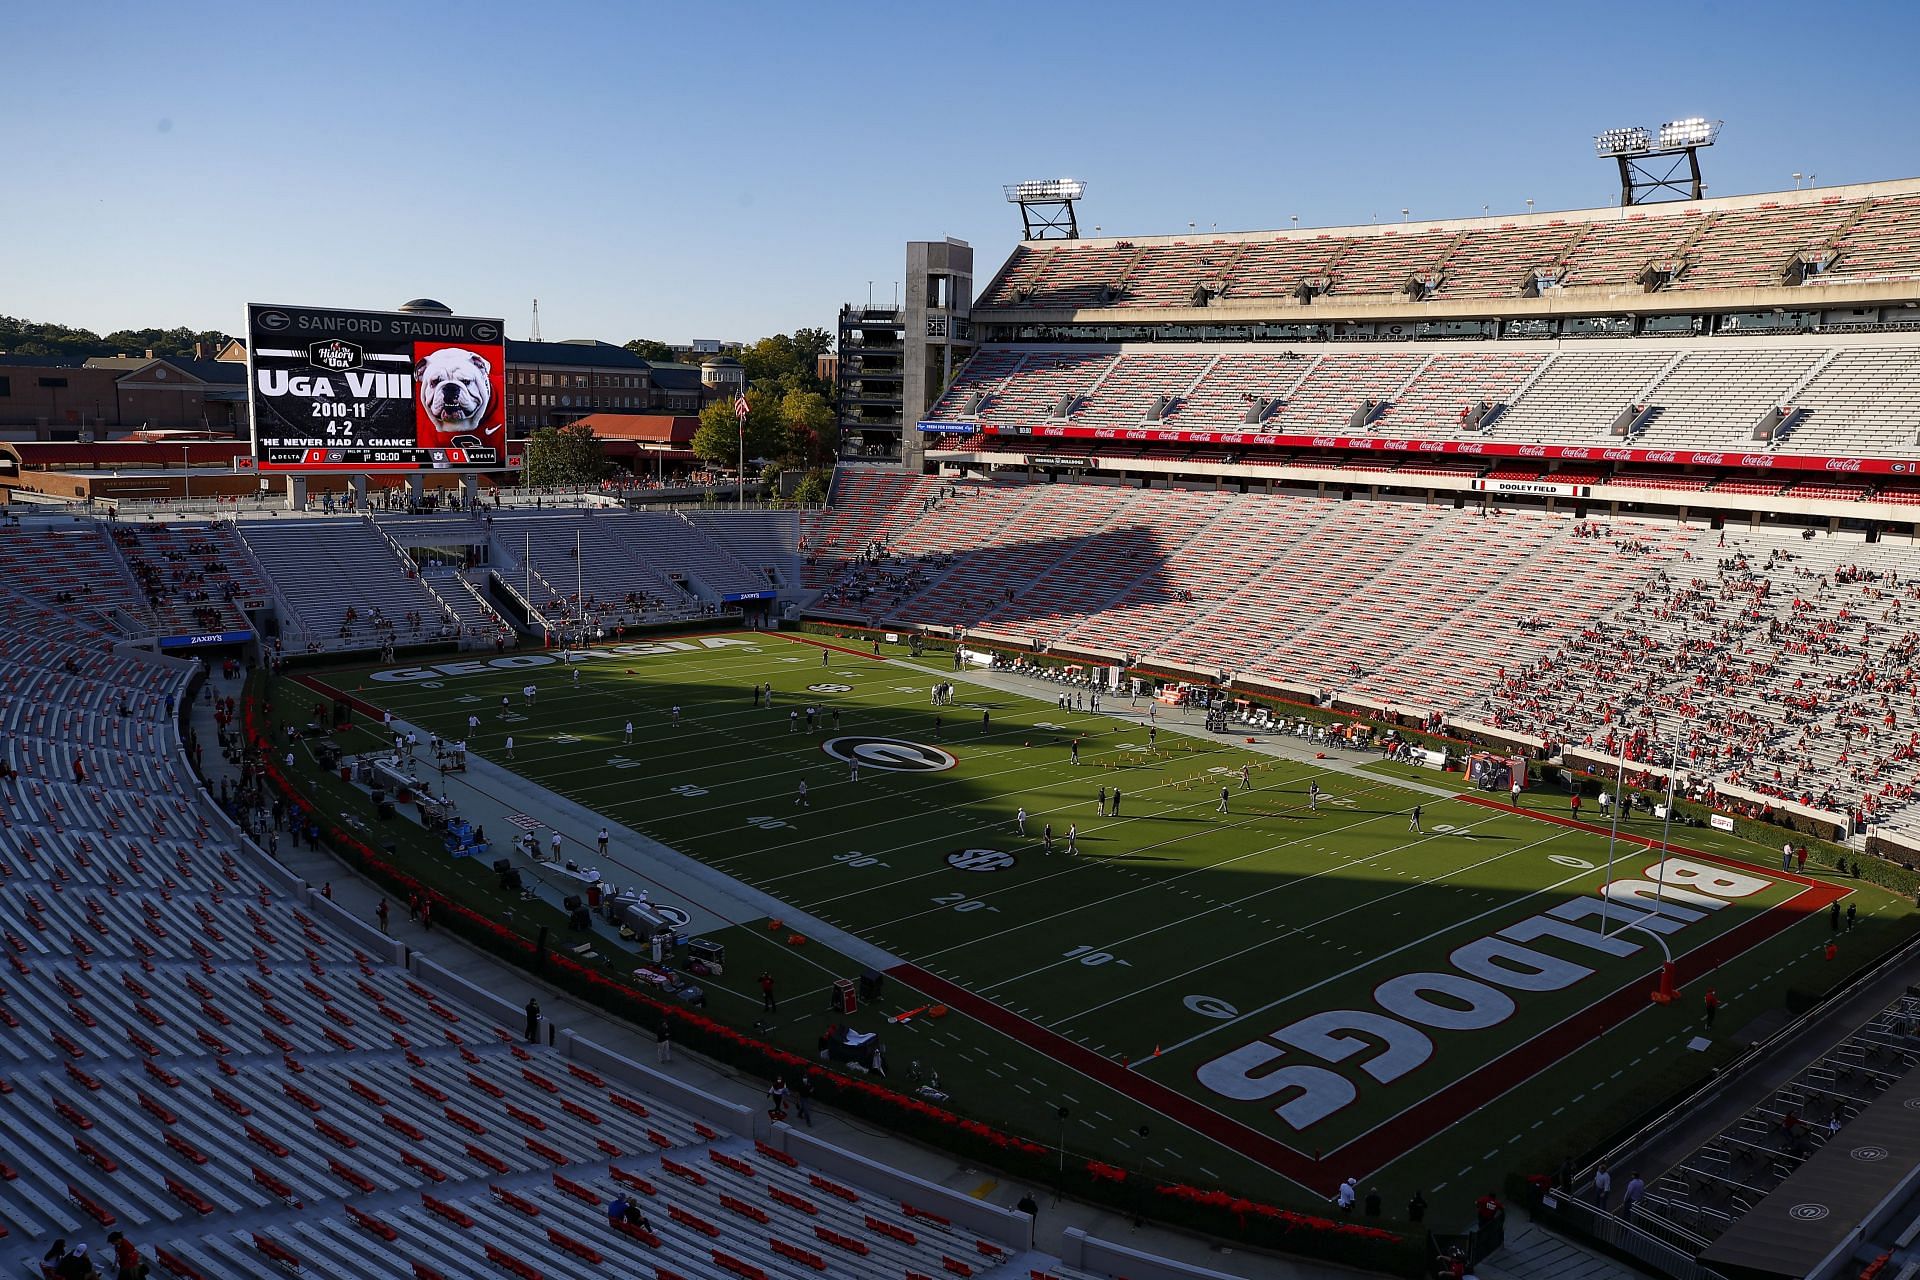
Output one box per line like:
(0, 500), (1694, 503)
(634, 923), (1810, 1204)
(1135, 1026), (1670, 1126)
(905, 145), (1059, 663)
(978, 423), (1920, 477)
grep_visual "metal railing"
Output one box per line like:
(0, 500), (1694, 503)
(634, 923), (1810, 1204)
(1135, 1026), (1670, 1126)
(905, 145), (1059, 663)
(1535, 1194), (1730, 1280)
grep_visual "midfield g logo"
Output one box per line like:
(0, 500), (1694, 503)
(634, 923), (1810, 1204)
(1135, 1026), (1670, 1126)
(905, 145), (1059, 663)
(821, 736), (956, 773)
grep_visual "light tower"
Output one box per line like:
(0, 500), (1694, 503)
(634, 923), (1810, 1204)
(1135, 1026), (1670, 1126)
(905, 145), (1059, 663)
(1594, 118), (1723, 207)
(1004, 179), (1087, 241)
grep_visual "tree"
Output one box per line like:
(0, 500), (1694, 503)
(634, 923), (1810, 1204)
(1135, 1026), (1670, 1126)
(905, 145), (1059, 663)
(524, 422), (608, 488)
(622, 338), (676, 362)
(0, 315), (231, 361)
(693, 391), (782, 469)
(778, 387), (838, 469)
(792, 468), (832, 506)
(735, 328), (835, 397)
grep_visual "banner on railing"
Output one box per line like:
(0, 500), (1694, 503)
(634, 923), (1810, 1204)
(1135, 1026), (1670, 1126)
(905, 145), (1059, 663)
(159, 629), (256, 649)
(978, 423), (1920, 477)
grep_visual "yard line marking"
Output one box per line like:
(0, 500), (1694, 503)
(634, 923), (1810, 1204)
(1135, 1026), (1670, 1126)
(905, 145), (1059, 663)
(1061, 826), (1581, 1040)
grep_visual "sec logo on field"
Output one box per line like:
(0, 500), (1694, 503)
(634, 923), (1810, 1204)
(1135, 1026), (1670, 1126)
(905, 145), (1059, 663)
(822, 736), (956, 773)
(807, 683), (853, 694)
(946, 848), (1015, 872)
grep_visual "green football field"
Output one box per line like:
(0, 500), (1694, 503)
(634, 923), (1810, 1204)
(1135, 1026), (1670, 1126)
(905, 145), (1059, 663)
(285, 630), (1920, 1214)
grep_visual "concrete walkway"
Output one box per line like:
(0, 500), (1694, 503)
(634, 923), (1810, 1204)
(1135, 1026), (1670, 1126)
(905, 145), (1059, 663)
(203, 663), (1365, 1280)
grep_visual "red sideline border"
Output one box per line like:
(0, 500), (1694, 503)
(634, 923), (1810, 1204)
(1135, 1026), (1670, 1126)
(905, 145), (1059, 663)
(778, 633), (889, 662)
(898, 806), (1849, 1196)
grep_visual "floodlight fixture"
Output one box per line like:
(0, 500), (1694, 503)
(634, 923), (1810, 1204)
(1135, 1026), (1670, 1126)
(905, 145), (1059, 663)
(1592, 116), (1723, 206)
(1656, 116), (1722, 149)
(1004, 178), (1086, 241)
(1003, 178), (1086, 204)
(1594, 126), (1653, 158)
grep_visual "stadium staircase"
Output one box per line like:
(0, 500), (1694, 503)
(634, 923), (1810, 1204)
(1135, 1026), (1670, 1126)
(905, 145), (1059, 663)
(1476, 1220), (1646, 1280)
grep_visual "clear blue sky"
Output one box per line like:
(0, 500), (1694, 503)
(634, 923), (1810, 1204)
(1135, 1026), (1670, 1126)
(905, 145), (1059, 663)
(6, 0), (1919, 346)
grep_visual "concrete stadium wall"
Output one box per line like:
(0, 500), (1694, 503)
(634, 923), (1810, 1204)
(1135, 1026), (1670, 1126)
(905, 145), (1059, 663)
(561, 1031), (757, 1137)
(1059, 1227), (1255, 1280)
(774, 1126), (1033, 1250)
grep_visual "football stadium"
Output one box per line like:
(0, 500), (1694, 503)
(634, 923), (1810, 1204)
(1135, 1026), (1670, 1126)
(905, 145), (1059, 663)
(10, 24), (1920, 1280)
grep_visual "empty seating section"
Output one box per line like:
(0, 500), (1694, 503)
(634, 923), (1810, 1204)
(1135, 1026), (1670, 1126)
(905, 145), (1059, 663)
(1110, 243), (1234, 307)
(1326, 230), (1455, 296)
(1433, 223), (1584, 298)
(810, 477), (1719, 716)
(0, 525), (158, 636)
(1165, 352), (1313, 431)
(1776, 347), (1920, 456)
(981, 241), (1139, 310)
(1074, 353), (1216, 430)
(1483, 350), (1675, 442)
(1635, 349), (1825, 447)
(1376, 352), (1546, 435)
(1277, 351), (1429, 431)
(490, 513), (738, 625)
(980, 351), (1113, 427)
(0, 588), (1031, 1279)
(926, 348), (1025, 421)
(980, 188), (1920, 311)
(1220, 237), (1344, 301)
(928, 341), (1920, 458)
(238, 520), (448, 649)
(1668, 201), (1858, 292)
(686, 511), (802, 590)
(1553, 212), (1698, 289)
(1826, 195), (1920, 280)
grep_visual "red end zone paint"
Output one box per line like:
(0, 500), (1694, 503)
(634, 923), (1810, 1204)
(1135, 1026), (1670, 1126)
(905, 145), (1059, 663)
(898, 809), (1849, 1196)
(294, 673), (379, 720)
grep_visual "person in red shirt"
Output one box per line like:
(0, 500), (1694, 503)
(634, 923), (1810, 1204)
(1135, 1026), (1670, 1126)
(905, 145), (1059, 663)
(107, 1230), (141, 1280)
(1703, 988), (1720, 1029)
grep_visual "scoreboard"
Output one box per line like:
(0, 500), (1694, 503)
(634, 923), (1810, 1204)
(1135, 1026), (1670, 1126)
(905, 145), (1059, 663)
(247, 303), (507, 472)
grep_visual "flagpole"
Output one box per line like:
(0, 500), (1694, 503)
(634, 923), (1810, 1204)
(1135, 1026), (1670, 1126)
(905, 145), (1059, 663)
(1599, 745), (1628, 934)
(736, 394), (746, 510)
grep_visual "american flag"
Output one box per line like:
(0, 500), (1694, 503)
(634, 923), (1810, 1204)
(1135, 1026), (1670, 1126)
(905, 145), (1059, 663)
(733, 392), (750, 420)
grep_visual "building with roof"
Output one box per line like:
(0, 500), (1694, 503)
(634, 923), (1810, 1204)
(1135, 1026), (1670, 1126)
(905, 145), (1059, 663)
(0, 351), (247, 438)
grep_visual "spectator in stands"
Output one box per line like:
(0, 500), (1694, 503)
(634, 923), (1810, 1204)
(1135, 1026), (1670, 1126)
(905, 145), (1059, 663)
(52, 1243), (94, 1280)
(1015, 1192), (1039, 1222)
(106, 1231), (141, 1280)
(38, 1240), (66, 1280)
(524, 997), (541, 1044)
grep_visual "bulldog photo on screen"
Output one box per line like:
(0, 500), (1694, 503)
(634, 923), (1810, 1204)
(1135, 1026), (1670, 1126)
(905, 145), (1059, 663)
(415, 346), (496, 448)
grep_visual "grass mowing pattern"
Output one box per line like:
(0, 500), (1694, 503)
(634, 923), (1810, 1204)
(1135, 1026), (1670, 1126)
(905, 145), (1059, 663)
(290, 631), (1920, 1210)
